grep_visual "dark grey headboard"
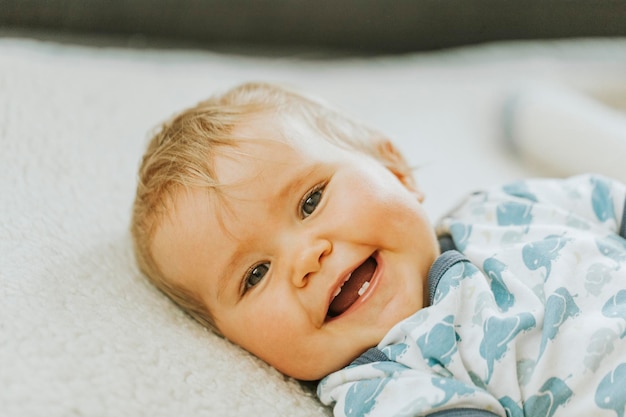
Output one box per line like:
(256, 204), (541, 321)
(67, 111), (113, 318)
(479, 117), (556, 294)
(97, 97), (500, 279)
(3, 0), (626, 52)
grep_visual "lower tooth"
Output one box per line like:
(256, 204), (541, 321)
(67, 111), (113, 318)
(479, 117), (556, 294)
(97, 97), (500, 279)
(357, 281), (370, 296)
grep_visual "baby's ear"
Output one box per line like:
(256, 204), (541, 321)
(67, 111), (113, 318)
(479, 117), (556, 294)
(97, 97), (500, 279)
(376, 140), (424, 202)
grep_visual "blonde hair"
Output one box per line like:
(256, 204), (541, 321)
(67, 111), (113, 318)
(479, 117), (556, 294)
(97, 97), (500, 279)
(130, 82), (412, 333)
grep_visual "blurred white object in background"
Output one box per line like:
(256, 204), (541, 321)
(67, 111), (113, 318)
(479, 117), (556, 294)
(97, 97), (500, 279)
(503, 84), (626, 183)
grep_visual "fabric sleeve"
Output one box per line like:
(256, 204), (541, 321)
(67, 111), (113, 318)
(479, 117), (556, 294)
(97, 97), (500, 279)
(500, 174), (626, 236)
(318, 360), (505, 417)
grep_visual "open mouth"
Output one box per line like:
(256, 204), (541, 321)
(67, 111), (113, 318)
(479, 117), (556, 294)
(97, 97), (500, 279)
(327, 256), (378, 318)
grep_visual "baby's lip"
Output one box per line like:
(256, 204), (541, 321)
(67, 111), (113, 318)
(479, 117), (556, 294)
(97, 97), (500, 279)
(325, 252), (379, 321)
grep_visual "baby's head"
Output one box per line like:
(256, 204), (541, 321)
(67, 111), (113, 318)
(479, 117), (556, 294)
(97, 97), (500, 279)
(131, 82), (439, 380)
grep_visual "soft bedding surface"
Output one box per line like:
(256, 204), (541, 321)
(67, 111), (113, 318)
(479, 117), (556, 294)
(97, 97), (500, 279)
(2, 37), (626, 417)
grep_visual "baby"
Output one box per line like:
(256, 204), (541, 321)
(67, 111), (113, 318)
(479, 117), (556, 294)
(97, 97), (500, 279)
(131, 82), (626, 417)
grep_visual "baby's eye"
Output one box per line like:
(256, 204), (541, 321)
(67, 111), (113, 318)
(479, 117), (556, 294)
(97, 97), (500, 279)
(301, 185), (324, 218)
(244, 262), (269, 291)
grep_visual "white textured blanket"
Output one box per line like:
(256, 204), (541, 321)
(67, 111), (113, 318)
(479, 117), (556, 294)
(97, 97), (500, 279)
(2, 36), (626, 417)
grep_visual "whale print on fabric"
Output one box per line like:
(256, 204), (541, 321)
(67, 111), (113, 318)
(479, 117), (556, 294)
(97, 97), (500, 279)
(595, 363), (626, 417)
(522, 235), (570, 280)
(502, 181), (539, 202)
(497, 201), (534, 228)
(565, 213), (592, 230)
(602, 290), (626, 338)
(449, 223), (472, 252)
(343, 377), (391, 417)
(472, 292), (496, 325)
(433, 261), (477, 304)
(480, 313), (537, 383)
(372, 361), (410, 376)
(499, 395), (524, 417)
(538, 288), (580, 360)
(591, 176), (616, 223)
(596, 235), (626, 269)
(393, 397), (432, 417)
(523, 377), (573, 417)
(585, 328), (619, 372)
(517, 358), (537, 386)
(417, 315), (460, 368)
(586, 263), (614, 296)
(500, 230), (525, 246)
(468, 370), (489, 391)
(431, 377), (476, 408)
(483, 257), (515, 312)
(383, 343), (409, 362)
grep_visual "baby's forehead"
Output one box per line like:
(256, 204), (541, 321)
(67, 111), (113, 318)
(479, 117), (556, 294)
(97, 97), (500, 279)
(231, 111), (334, 151)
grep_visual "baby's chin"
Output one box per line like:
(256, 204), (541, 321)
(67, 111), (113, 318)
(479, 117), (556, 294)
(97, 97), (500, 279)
(282, 338), (384, 381)
(282, 358), (352, 381)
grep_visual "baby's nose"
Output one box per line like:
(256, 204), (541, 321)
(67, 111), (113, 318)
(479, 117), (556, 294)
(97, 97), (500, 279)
(290, 237), (332, 287)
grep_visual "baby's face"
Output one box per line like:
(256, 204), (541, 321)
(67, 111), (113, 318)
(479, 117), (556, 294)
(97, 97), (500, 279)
(152, 115), (439, 380)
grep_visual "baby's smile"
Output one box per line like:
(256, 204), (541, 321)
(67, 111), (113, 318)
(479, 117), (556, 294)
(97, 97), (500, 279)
(327, 253), (379, 319)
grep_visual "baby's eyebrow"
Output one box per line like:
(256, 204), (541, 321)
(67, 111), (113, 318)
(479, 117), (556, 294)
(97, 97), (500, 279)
(276, 163), (323, 202)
